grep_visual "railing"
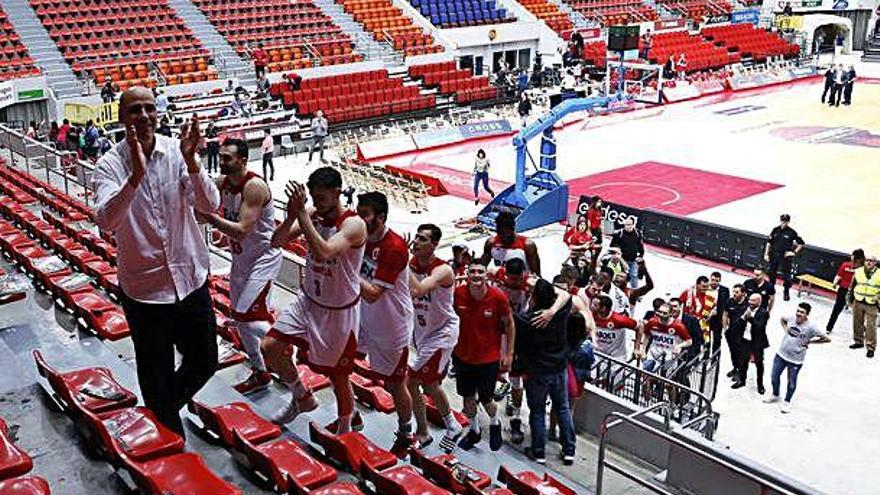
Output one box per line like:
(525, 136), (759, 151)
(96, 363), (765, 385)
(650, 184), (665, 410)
(0, 123), (97, 208)
(590, 350), (719, 438)
(596, 407), (804, 495)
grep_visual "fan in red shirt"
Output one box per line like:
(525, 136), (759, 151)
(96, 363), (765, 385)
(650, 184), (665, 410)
(563, 215), (592, 265)
(586, 196), (604, 269)
(679, 275), (716, 340)
(827, 249), (865, 332)
(251, 42), (268, 79)
(452, 261), (515, 452)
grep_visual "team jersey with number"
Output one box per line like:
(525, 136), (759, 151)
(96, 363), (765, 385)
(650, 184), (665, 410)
(219, 172), (282, 283)
(489, 234), (529, 270)
(304, 209), (364, 308)
(491, 266), (531, 315)
(643, 317), (691, 361)
(410, 257), (459, 347)
(592, 310), (639, 359)
(360, 227), (414, 348)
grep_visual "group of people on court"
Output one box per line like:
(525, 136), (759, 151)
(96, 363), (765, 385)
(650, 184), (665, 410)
(821, 64), (857, 107)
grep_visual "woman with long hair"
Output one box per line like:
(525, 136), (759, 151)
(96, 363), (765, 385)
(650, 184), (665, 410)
(473, 148), (495, 205)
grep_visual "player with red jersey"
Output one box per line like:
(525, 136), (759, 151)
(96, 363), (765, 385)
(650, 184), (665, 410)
(261, 168), (367, 434)
(639, 303), (693, 376)
(356, 192), (416, 457)
(408, 223), (462, 451)
(453, 261), (515, 452)
(198, 138), (282, 394)
(480, 211), (541, 275)
(592, 294), (642, 361)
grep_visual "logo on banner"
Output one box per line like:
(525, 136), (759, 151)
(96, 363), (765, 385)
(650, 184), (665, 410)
(458, 120), (512, 139)
(0, 83), (14, 107)
(576, 196), (640, 229)
(771, 126), (880, 148)
(731, 9), (760, 24)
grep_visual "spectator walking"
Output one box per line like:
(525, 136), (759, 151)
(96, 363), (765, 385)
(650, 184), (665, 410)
(764, 213), (803, 301)
(261, 130), (274, 181)
(204, 121), (220, 174)
(610, 217), (644, 289)
(83, 120), (100, 160)
(848, 254), (879, 358)
(472, 149), (495, 205)
(252, 43), (268, 79)
(826, 249), (864, 333)
(308, 110), (328, 163)
(47, 121), (59, 147)
(100, 77), (116, 103)
(57, 119), (70, 150)
(731, 294), (769, 392)
(517, 92), (532, 128)
(517, 280), (575, 465)
(764, 303), (830, 412)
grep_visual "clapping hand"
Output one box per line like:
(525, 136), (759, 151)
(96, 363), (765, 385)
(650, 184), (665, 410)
(179, 115), (201, 165)
(125, 124), (145, 186)
(285, 181), (307, 217)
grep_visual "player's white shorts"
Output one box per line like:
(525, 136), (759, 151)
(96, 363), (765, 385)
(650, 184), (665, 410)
(230, 278), (274, 322)
(269, 291), (359, 372)
(357, 336), (409, 383)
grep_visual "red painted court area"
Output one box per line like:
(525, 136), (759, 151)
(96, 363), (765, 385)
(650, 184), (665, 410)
(412, 161), (781, 215)
(566, 161), (782, 215)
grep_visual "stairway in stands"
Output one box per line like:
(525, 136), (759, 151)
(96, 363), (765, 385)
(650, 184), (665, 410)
(312, 0), (403, 65)
(862, 29), (880, 62)
(0, 0), (81, 98)
(543, 0), (593, 29)
(164, 0), (256, 87)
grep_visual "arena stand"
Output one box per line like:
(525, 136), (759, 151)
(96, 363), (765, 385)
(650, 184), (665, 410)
(189, 0), (362, 72)
(655, 0), (733, 23)
(409, 0), (514, 27)
(647, 30), (739, 71)
(564, 0), (658, 26)
(409, 61), (499, 104)
(337, 0), (445, 57)
(514, 0), (573, 35)
(0, 7), (41, 82)
(702, 23), (801, 62)
(29, 0), (215, 90)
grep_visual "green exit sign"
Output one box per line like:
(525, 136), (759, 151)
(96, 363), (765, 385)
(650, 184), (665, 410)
(17, 89), (44, 101)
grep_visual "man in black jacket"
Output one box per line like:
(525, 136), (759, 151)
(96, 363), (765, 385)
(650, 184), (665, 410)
(842, 65), (856, 105)
(723, 284), (749, 379)
(516, 279), (574, 466)
(731, 294), (770, 393)
(821, 66), (834, 104)
(764, 214), (804, 301)
(708, 271), (729, 352)
(610, 217), (644, 289)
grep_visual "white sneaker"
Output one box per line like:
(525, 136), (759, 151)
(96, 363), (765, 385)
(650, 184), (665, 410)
(780, 401), (792, 413)
(270, 393), (318, 424)
(763, 395), (780, 404)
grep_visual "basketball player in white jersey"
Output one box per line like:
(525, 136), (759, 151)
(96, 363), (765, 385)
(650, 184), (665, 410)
(261, 168), (367, 433)
(480, 210), (541, 275)
(408, 223), (462, 451)
(198, 138), (282, 394)
(356, 192), (416, 457)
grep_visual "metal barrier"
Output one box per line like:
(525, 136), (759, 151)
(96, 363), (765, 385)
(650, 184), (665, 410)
(0, 123), (96, 208)
(596, 407), (803, 495)
(590, 350), (718, 439)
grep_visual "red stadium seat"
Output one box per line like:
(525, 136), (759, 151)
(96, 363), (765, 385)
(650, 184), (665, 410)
(0, 418), (32, 480)
(33, 349), (138, 414)
(188, 400), (281, 447)
(120, 451), (242, 495)
(232, 429), (337, 492)
(496, 466), (576, 495)
(411, 449), (491, 493)
(287, 474), (366, 495)
(362, 461), (453, 495)
(0, 476), (51, 495)
(350, 373), (395, 413)
(77, 403), (185, 463)
(308, 421), (397, 473)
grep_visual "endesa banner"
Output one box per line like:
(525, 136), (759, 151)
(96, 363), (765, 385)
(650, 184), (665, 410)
(576, 196), (642, 230)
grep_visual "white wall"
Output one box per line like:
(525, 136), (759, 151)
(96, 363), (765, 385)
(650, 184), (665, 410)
(442, 21), (541, 72)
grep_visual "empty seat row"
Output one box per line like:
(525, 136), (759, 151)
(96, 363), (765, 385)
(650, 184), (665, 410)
(409, 62), (498, 104)
(339, 0), (444, 57)
(410, 0), (514, 27)
(0, 9), (40, 82)
(701, 23), (799, 60)
(517, 0), (573, 35)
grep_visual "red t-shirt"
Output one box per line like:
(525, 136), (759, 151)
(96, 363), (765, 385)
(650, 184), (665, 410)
(253, 49), (268, 67)
(453, 285), (510, 365)
(563, 226), (591, 248)
(587, 208), (602, 231)
(836, 261), (855, 289)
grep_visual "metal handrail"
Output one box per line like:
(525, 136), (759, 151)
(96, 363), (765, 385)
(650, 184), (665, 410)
(597, 409), (803, 495)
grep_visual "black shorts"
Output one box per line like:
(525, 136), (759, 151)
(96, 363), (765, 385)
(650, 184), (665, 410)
(453, 356), (499, 404)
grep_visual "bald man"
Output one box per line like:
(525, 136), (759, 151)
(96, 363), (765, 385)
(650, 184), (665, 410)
(91, 87), (221, 437)
(730, 293), (769, 393)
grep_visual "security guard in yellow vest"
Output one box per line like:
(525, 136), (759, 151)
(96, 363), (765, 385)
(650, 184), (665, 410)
(848, 255), (880, 358)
